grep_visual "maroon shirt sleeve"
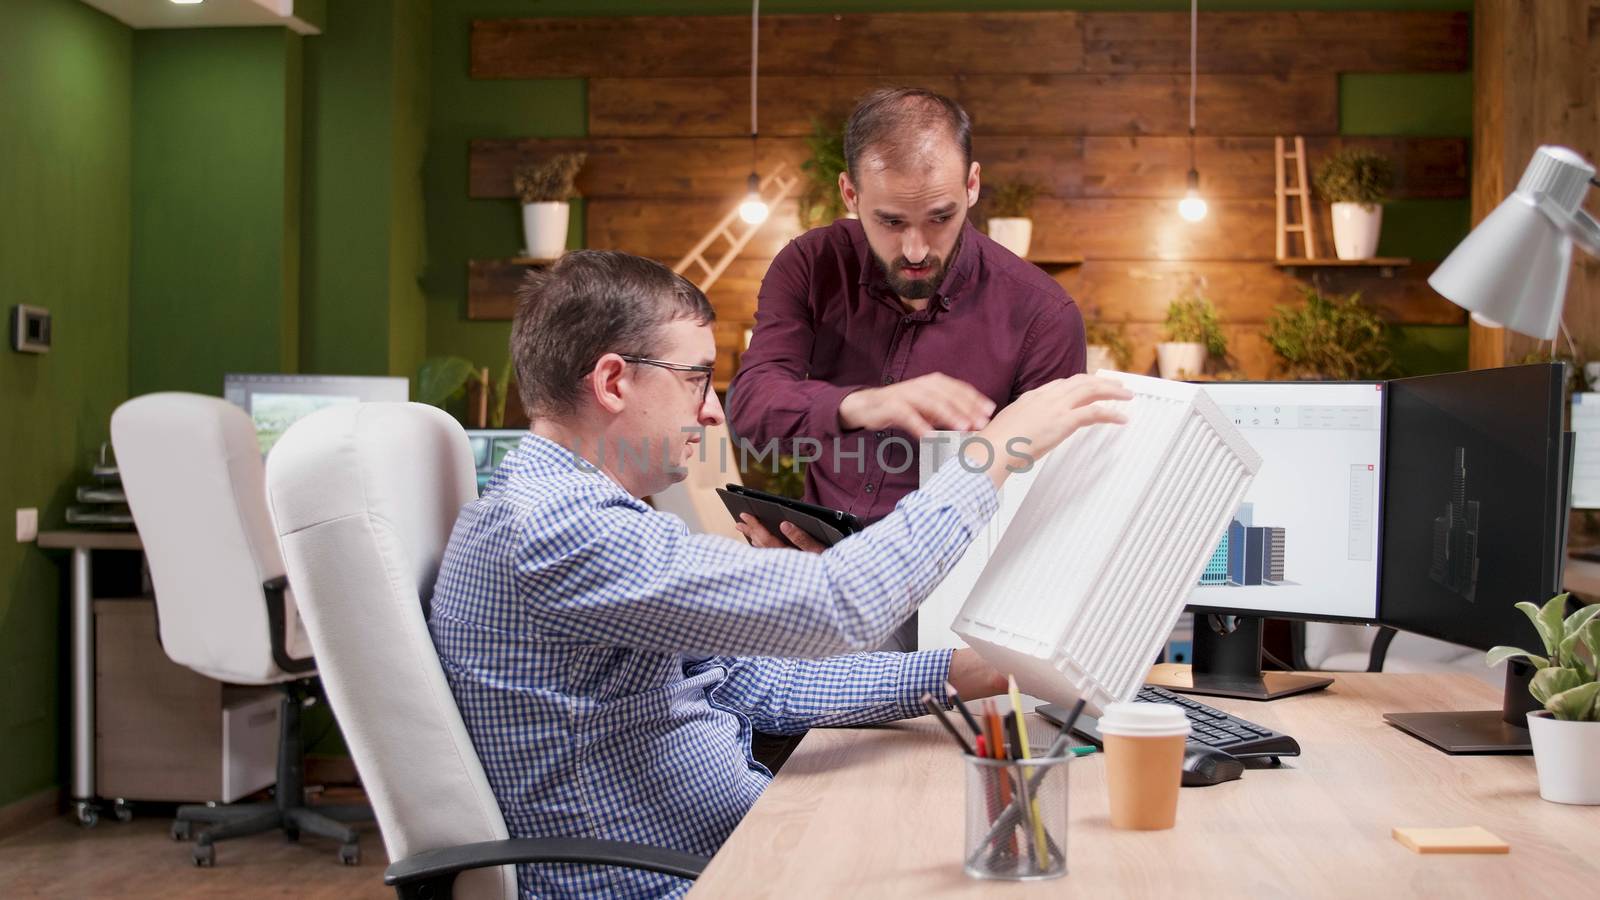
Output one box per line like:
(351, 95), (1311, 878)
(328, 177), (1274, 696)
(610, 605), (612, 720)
(1011, 292), (1087, 397)
(727, 240), (867, 444)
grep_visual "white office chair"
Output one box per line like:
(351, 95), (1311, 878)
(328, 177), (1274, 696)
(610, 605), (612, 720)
(1299, 622), (1503, 688)
(110, 393), (367, 866)
(264, 402), (707, 900)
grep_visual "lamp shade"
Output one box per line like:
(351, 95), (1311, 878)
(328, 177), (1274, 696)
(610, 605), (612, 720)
(1428, 146), (1596, 341)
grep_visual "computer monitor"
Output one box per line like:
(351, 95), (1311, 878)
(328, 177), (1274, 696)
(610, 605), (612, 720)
(465, 429), (526, 492)
(1151, 381), (1386, 701)
(223, 373), (408, 455)
(1569, 392), (1600, 509)
(1378, 363), (1569, 753)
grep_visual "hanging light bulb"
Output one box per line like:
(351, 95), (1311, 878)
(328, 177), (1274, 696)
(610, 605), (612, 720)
(1179, 167), (1208, 222)
(1177, 0), (1208, 223)
(739, 172), (769, 224)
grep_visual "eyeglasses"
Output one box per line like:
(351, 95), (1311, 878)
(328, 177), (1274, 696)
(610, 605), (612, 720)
(620, 354), (715, 406)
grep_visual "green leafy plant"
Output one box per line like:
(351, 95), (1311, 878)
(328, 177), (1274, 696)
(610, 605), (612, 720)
(1516, 348), (1589, 393)
(1084, 318), (1134, 370)
(1265, 287), (1393, 380)
(1487, 594), (1600, 722)
(985, 180), (1041, 219)
(1163, 294), (1228, 358)
(514, 152), (586, 204)
(798, 118), (849, 229)
(418, 356), (515, 428)
(1313, 148), (1394, 206)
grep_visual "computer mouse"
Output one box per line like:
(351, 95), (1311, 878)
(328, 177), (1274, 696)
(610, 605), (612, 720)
(1181, 745), (1245, 787)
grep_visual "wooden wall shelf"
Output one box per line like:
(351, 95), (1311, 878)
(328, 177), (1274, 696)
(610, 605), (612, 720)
(1030, 256), (1085, 268)
(467, 258), (557, 320)
(1275, 257), (1411, 278)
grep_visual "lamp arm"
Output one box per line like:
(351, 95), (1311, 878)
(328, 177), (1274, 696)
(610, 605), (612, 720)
(1534, 194), (1600, 256)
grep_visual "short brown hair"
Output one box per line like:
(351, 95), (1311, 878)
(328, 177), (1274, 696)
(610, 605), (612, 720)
(510, 250), (714, 419)
(843, 87), (973, 181)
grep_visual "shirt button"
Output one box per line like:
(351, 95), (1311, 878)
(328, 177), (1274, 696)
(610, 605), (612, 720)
(883, 376), (895, 385)
(875, 431), (887, 439)
(901, 316), (912, 326)
(864, 484), (876, 494)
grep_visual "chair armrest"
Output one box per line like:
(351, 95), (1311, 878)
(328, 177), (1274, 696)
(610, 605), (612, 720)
(384, 837), (708, 898)
(263, 575), (316, 674)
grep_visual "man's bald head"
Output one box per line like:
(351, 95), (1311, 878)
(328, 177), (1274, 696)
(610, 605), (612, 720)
(843, 88), (973, 181)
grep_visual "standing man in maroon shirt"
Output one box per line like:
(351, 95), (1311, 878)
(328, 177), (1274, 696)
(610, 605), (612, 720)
(727, 87), (1086, 651)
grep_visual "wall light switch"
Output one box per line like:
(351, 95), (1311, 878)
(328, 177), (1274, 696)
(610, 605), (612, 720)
(16, 508), (38, 543)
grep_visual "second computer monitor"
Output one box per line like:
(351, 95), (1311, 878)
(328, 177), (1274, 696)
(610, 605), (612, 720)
(1187, 381), (1384, 624)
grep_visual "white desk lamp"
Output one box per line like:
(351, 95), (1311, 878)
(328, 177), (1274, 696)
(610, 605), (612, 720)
(1428, 146), (1600, 341)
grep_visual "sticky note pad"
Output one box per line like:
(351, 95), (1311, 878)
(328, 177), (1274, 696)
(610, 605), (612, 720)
(1392, 826), (1509, 854)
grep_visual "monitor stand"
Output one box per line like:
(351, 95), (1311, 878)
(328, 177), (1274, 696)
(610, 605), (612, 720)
(1145, 615), (1333, 701)
(1382, 659), (1537, 754)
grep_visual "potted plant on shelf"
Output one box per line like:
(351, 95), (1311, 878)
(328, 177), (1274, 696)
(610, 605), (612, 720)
(1486, 593), (1600, 805)
(798, 118), (849, 229)
(1313, 148), (1394, 261)
(1158, 294), (1226, 380)
(1265, 286), (1393, 380)
(1084, 317), (1133, 373)
(984, 180), (1041, 259)
(514, 152), (586, 260)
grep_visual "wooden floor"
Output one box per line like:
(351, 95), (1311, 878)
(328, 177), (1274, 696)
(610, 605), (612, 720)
(0, 810), (391, 899)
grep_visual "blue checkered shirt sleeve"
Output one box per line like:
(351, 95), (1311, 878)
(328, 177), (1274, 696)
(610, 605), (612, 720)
(683, 649), (954, 735)
(511, 458), (997, 658)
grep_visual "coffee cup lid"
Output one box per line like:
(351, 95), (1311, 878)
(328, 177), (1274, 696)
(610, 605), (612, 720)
(1097, 702), (1190, 737)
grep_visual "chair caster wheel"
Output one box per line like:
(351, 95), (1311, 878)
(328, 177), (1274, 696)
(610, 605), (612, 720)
(284, 826), (300, 842)
(112, 799), (133, 823)
(339, 842), (360, 866)
(171, 820), (191, 841)
(193, 844), (216, 867)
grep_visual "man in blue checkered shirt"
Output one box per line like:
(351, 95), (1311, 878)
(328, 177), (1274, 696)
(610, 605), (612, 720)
(429, 251), (1129, 898)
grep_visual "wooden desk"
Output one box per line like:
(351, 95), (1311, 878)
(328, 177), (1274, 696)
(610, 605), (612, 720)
(693, 675), (1597, 897)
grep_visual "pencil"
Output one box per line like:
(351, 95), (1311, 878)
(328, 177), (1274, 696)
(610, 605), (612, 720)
(1005, 677), (1050, 864)
(946, 686), (984, 742)
(921, 693), (975, 755)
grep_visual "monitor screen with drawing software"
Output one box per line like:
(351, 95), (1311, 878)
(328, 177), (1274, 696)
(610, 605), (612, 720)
(224, 373), (408, 455)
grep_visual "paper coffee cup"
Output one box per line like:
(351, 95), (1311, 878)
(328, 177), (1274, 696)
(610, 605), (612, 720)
(1100, 702), (1189, 830)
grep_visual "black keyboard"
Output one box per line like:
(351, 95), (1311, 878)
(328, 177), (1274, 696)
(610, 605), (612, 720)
(1038, 685), (1301, 760)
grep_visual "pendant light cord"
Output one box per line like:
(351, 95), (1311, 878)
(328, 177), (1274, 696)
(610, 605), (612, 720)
(1188, 0), (1198, 171)
(749, 0), (760, 174)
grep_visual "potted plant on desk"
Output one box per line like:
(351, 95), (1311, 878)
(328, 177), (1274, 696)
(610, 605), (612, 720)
(1487, 593), (1600, 805)
(1157, 294), (1226, 380)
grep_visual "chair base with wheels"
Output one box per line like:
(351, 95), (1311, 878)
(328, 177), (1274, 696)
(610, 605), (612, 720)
(172, 680), (369, 867)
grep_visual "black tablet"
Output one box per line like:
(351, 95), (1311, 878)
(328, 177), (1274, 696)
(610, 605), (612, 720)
(716, 484), (862, 548)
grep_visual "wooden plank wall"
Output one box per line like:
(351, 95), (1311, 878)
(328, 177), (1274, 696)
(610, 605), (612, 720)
(468, 10), (1470, 383)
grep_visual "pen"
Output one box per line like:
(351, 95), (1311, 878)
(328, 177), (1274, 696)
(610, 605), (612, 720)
(946, 685), (985, 742)
(921, 693), (975, 755)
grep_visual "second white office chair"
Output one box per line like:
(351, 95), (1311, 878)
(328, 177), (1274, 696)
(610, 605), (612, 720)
(265, 402), (706, 900)
(111, 393), (366, 866)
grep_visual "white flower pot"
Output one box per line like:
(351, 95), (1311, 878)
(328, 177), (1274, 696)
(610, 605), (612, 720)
(1330, 202), (1382, 261)
(1156, 342), (1206, 380)
(521, 201), (570, 260)
(1085, 344), (1114, 374)
(1527, 711), (1600, 804)
(986, 217), (1033, 259)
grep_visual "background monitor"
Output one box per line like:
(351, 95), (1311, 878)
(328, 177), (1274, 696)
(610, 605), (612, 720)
(465, 429), (526, 492)
(1569, 392), (1600, 509)
(1379, 363), (1568, 753)
(223, 373), (408, 455)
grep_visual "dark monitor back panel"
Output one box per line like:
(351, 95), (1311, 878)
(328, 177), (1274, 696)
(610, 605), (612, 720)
(1378, 364), (1566, 653)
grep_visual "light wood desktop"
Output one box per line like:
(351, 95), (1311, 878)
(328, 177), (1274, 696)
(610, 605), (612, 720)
(691, 674), (1598, 898)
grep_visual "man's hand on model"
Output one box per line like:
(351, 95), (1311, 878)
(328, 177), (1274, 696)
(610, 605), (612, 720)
(969, 374), (1134, 489)
(837, 373), (997, 439)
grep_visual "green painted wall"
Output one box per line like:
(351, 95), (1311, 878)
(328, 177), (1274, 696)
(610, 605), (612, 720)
(301, 0), (431, 380)
(422, 0), (1473, 378)
(130, 28), (304, 395)
(0, 0), (132, 809)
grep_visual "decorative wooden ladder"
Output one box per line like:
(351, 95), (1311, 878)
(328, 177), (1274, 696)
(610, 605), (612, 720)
(1274, 136), (1318, 261)
(672, 161), (800, 293)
